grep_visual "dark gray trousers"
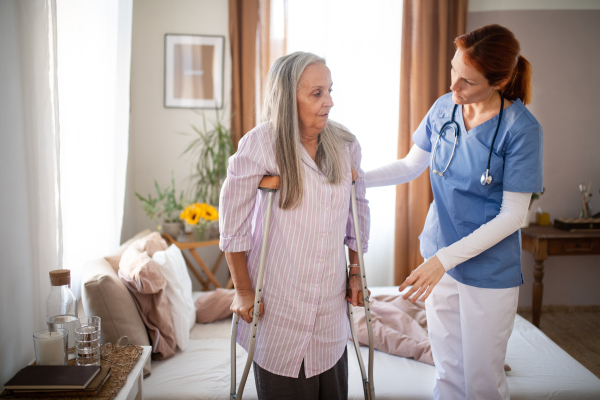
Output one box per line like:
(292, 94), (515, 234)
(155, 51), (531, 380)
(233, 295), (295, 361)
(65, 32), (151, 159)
(253, 348), (348, 400)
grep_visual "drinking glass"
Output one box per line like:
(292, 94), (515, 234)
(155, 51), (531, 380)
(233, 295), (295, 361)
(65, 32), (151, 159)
(75, 325), (101, 366)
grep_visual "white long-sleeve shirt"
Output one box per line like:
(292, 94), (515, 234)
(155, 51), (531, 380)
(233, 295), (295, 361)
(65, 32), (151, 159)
(365, 144), (530, 271)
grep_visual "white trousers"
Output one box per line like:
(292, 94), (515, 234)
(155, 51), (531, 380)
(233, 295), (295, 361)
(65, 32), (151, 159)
(425, 273), (519, 400)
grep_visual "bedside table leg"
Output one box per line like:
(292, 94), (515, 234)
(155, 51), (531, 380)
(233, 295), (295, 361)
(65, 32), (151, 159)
(135, 372), (143, 400)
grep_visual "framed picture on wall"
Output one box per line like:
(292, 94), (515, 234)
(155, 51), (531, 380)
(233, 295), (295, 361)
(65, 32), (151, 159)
(164, 34), (224, 109)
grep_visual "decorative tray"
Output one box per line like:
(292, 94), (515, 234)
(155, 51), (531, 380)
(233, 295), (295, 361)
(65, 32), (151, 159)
(554, 218), (600, 231)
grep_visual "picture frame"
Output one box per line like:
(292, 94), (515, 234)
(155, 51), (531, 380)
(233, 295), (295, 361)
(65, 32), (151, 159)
(164, 34), (224, 109)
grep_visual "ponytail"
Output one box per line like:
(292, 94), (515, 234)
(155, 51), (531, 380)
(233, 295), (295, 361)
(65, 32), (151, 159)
(501, 55), (532, 105)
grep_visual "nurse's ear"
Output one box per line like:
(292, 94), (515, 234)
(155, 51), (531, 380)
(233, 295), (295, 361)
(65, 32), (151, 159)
(492, 77), (510, 92)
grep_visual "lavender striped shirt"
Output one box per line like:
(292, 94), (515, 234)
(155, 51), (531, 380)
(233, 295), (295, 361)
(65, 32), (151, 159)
(219, 121), (370, 378)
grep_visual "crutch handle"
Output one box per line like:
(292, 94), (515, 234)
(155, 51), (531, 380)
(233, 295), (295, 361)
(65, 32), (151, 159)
(346, 289), (364, 306)
(259, 175), (280, 190)
(248, 302), (264, 319)
(351, 169), (359, 183)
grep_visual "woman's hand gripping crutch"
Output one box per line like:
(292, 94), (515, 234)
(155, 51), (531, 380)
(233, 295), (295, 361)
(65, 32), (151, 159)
(346, 169), (376, 400)
(230, 175), (280, 400)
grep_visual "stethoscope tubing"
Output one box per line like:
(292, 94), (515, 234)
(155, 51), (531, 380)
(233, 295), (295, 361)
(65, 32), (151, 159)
(431, 96), (504, 185)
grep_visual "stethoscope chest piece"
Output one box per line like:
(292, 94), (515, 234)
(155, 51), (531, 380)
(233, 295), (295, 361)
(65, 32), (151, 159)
(481, 169), (493, 185)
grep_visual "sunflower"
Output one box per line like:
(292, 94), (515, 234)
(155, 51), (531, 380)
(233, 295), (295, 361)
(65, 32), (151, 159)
(180, 202), (218, 225)
(204, 204), (219, 221)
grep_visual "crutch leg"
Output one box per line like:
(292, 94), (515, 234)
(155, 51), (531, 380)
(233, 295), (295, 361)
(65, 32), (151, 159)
(349, 170), (376, 400)
(230, 176), (280, 400)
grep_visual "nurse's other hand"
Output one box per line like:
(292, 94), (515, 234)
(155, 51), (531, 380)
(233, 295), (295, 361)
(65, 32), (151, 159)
(398, 256), (445, 303)
(230, 288), (259, 323)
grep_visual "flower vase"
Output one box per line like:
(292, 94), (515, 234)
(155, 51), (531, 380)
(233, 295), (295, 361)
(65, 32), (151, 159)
(192, 222), (210, 242)
(208, 220), (219, 239)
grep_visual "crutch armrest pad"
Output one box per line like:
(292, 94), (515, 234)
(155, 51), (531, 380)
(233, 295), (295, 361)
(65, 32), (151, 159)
(259, 176), (280, 190)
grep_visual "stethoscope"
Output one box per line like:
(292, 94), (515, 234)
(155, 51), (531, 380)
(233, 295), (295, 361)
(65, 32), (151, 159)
(431, 96), (504, 185)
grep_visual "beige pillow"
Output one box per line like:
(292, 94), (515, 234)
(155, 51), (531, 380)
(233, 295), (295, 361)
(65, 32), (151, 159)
(195, 288), (235, 323)
(81, 257), (151, 376)
(118, 232), (177, 361)
(105, 229), (152, 273)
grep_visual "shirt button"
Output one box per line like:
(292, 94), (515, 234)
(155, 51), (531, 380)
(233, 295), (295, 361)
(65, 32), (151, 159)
(319, 259), (323, 262)
(322, 233), (326, 237)
(325, 207), (329, 210)
(315, 284), (319, 288)
(311, 308), (315, 311)
(307, 333), (310, 337)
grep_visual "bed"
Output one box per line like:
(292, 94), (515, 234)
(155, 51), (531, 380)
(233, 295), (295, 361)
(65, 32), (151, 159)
(142, 287), (600, 399)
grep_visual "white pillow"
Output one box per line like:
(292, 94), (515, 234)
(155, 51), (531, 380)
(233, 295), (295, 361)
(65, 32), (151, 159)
(152, 244), (196, 351)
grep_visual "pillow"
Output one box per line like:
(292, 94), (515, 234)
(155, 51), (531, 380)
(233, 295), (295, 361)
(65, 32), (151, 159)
(152, 245), (196, 351)
(105, 229), (152, 273)
(118, 232), (177, 360)
(195, 288), (235, 324)
(81, 257), (152, 376)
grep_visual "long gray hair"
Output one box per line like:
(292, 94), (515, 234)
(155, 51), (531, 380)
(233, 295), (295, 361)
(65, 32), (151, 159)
(262, 52), (355, 210)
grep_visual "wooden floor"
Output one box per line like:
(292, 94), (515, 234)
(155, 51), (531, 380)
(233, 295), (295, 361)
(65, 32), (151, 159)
(518, 306), (600, 379)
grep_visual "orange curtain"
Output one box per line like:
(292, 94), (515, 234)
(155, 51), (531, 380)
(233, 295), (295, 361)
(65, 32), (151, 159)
(394, 0), (468, 285)
(258, 0), (287, 116)
(229, 0), (287, 149)
(229, 0), (259, 149)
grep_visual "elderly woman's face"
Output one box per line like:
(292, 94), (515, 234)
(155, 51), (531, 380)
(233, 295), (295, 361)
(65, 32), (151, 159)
(296, 62), (333, 137)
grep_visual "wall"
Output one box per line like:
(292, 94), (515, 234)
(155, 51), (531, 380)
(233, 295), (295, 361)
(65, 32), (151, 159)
(468, 2), (600, 306)
(124, 0), (232, 288)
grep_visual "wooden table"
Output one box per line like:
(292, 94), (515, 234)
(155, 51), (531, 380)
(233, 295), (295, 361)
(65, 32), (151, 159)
(521, 225), (600, 327)
(162, 233), (233, 290)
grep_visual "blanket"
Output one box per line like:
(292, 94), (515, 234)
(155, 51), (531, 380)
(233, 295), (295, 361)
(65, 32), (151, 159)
(195, 289), (433, 365)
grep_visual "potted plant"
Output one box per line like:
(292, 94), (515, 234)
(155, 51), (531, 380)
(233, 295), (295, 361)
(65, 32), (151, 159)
(181, 109), (234, 207)
(135, 175), (185, 238)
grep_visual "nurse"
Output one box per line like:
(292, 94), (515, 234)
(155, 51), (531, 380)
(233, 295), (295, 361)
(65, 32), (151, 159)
(366, 24), (543, 399)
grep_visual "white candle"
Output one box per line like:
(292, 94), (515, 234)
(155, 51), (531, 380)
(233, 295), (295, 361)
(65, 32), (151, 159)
(35, 331), (67, 365)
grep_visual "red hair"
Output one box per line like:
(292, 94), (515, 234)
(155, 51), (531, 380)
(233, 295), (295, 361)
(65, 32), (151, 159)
(455, 24), (532, 105)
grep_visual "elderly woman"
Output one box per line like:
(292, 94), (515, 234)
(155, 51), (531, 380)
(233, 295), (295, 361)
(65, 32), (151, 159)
(219, 52), (369, 399)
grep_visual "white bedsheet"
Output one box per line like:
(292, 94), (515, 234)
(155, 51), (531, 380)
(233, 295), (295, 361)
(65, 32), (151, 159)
(143, 288), (600, 399)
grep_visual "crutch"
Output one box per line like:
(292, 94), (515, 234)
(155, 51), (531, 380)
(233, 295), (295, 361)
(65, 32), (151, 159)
(347, 169), (376, 399)
(230, 175), (280, 400)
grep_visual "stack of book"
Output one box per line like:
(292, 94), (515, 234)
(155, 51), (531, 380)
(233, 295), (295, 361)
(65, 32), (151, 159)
(4, 365), (111, 397)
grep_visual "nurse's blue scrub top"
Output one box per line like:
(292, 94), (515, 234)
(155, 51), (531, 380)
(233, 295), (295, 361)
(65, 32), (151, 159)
(413, 93), (543, 289)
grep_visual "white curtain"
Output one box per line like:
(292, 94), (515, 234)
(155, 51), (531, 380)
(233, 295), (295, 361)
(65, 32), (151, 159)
(287, 0), (402, 286)
(0, 0), (132, 384)
(0, 0), (61, 385)
(56, 0), (133, 298)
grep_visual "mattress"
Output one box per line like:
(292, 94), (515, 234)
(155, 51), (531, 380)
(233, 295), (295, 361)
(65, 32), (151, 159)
(143, 287), (600, 399)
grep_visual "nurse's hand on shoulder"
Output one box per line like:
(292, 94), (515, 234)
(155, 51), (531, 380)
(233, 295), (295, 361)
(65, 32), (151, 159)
(398, 256), (445, 303)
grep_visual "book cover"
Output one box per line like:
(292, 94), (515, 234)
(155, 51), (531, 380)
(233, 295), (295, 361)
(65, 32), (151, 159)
(12, 368), (111, 397)
(4, 366), (101, 390)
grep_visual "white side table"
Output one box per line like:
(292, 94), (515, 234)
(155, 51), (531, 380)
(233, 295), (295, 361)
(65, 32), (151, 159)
(114, 346), (151, 400)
